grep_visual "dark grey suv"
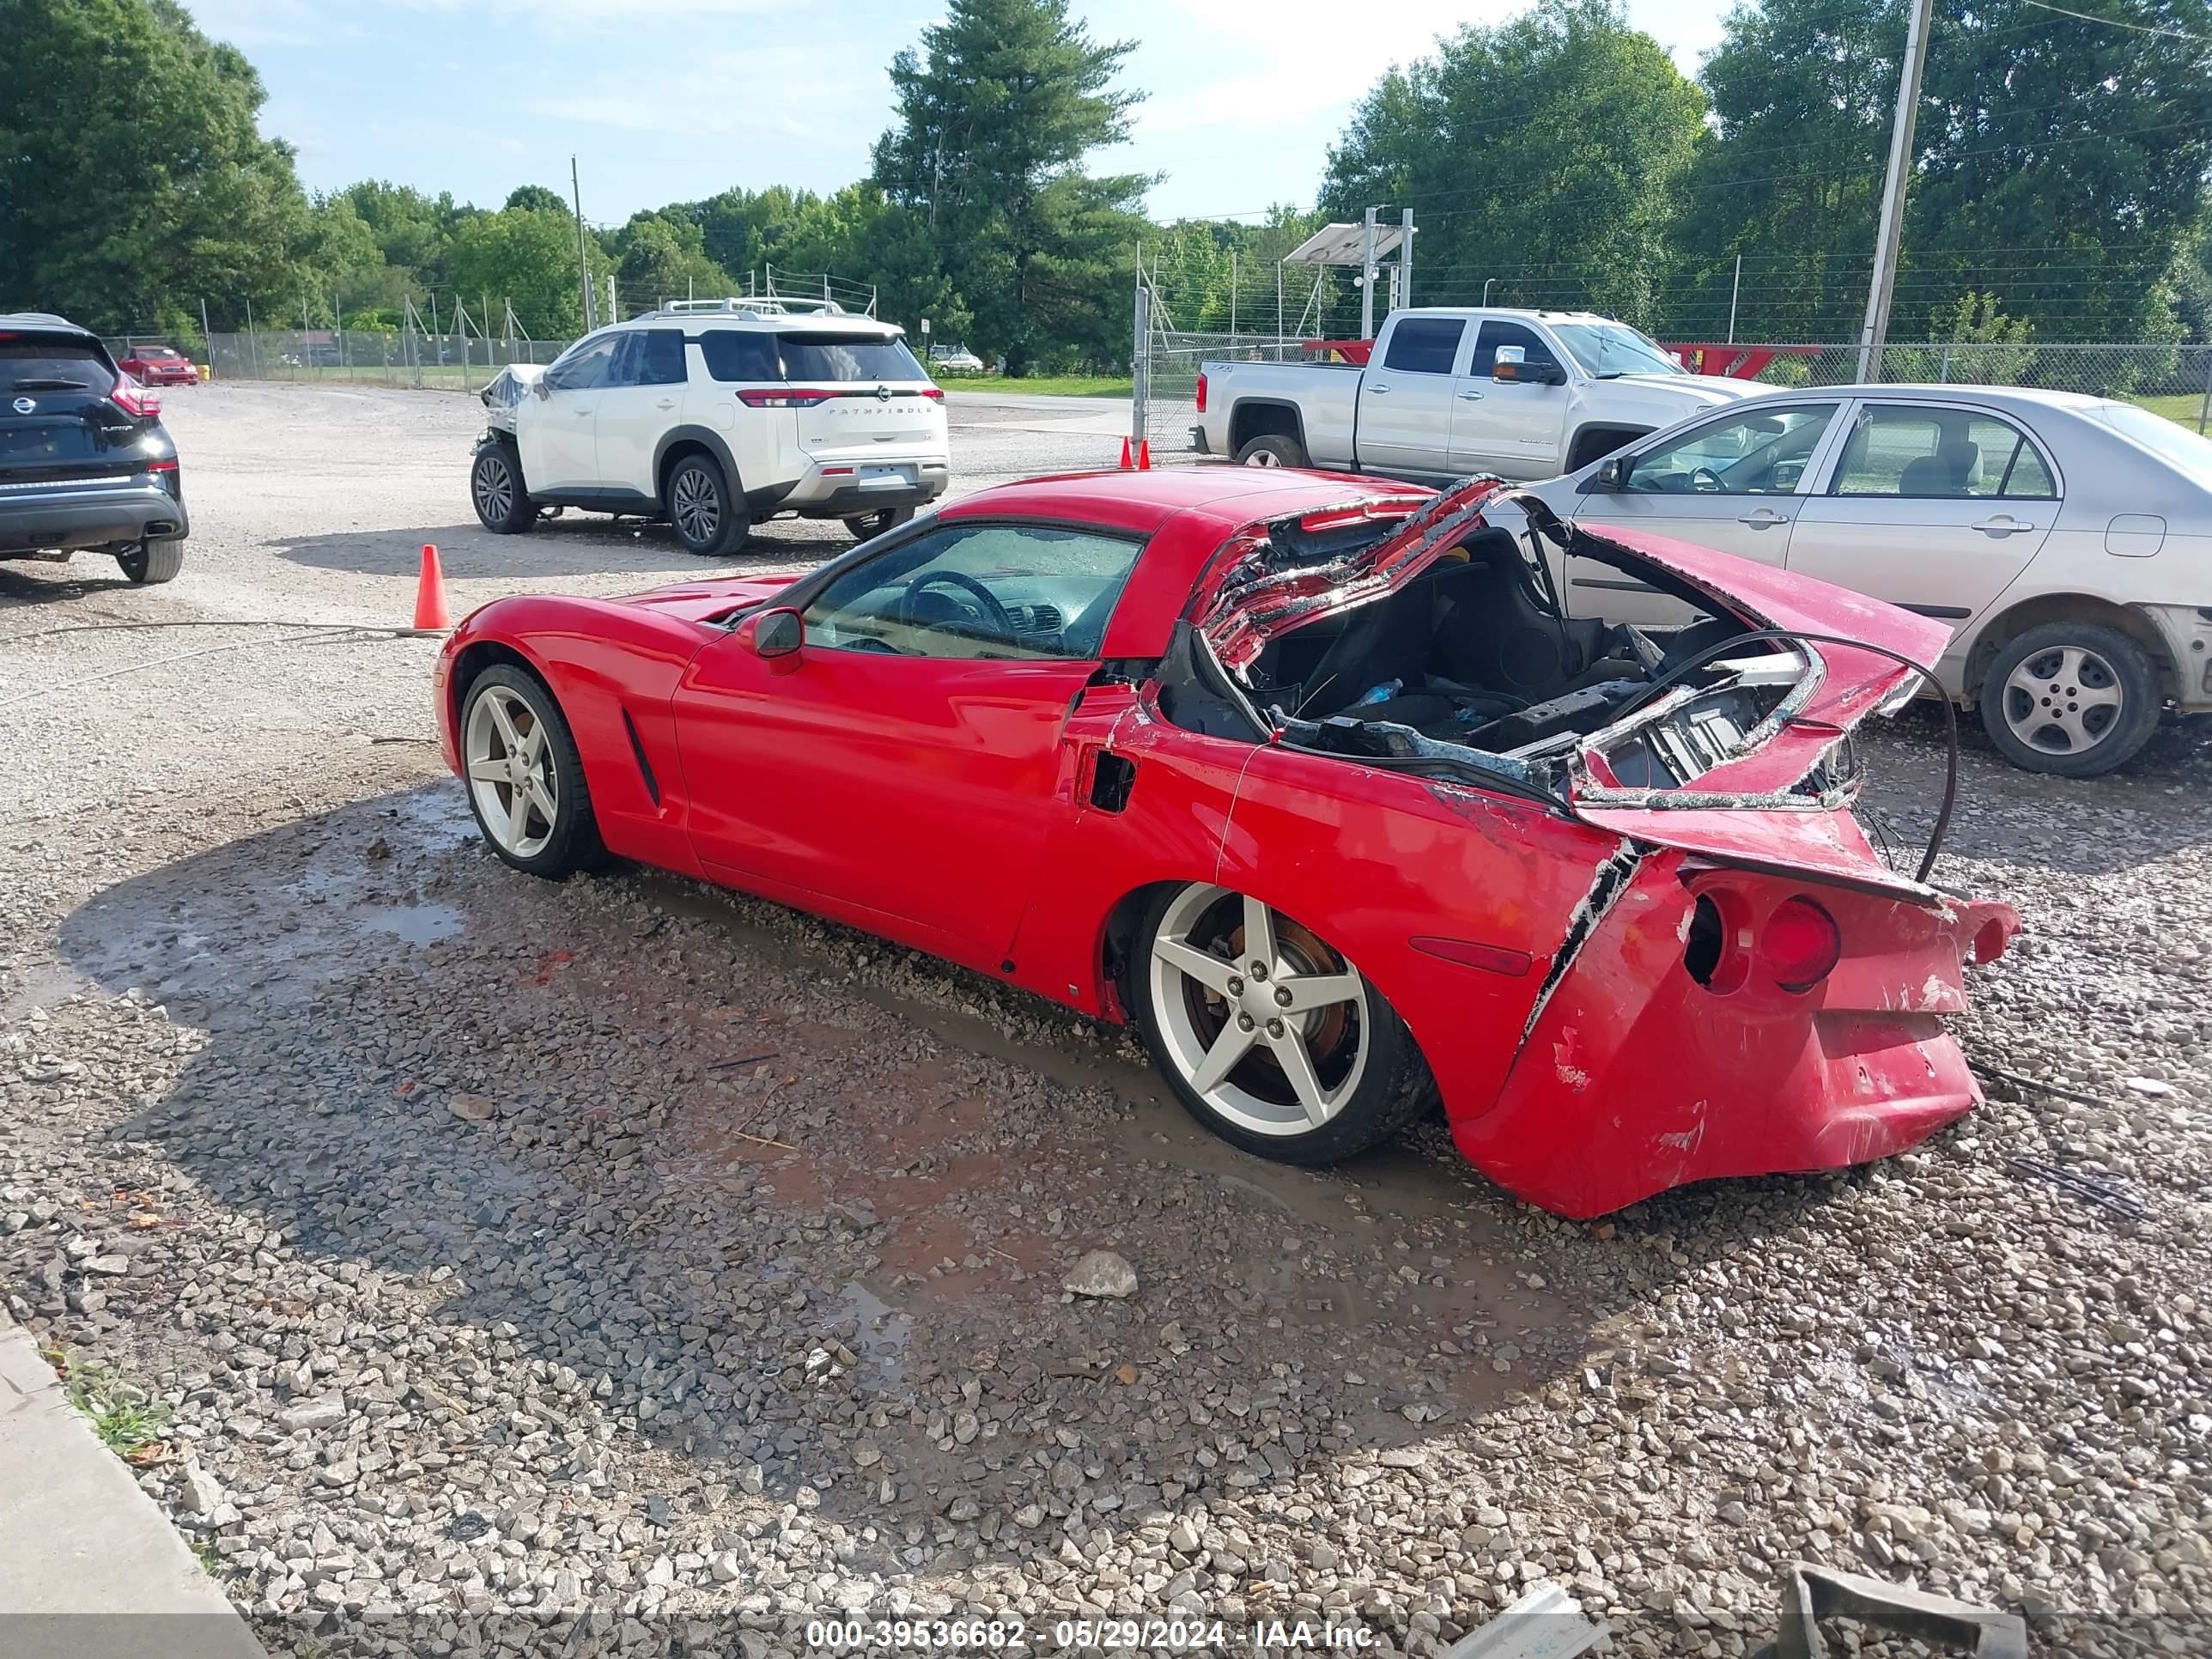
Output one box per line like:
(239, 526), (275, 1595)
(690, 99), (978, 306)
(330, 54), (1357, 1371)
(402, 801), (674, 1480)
(1, 313), (189, 584)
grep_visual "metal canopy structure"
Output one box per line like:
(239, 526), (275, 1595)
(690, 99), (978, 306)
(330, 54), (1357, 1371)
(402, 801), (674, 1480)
(1282, 222), (1407, 266)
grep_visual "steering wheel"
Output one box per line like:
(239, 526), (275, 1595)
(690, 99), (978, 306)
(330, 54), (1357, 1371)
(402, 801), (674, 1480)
(901, 569), (1015, 641)
(1690, 466), (1725, 494)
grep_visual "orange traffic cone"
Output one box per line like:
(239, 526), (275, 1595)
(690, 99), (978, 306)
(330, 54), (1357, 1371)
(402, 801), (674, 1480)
(413, 543), (452, 629)
(1118, 435), (1133, 469)
(1137, 439), (1152, 471)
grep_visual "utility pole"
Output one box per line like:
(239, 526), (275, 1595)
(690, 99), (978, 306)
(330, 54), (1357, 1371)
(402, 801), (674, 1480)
(1727, 253), (1742, 344)
(1857, 0), (1934, 382)
(1358, 206), (1379, 341)
(1399, 207), (1414, 311)
(198, 297), (210, 355)
(571, 155), (596, 332)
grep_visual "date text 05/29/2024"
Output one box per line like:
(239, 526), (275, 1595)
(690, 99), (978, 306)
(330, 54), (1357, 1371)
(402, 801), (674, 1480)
(804, 1618), (1378, 1650)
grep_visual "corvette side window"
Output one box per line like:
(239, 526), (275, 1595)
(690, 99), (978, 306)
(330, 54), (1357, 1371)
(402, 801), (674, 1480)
(804, 524), (1144, 661)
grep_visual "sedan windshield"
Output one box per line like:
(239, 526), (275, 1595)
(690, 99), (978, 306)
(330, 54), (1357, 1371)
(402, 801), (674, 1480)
(2093, 402), (2212, 487)
(1551, 323), (1685, 379)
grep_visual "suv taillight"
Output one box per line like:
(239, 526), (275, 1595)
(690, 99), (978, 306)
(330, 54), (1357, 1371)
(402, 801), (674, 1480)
(111, 377), (160, 418)
(737, 387), (837, 409)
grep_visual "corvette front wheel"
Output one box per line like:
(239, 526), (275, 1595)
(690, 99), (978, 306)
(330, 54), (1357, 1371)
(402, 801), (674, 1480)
(460, 665), (607, 878)
(1129, 883), (1433, 1165)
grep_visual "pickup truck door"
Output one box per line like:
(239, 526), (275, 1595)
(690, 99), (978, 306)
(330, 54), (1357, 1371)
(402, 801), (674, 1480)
(1565, 401), (1848, 625)
(1446, 321), (1571, 480)
(1352, 316), (1465, 474)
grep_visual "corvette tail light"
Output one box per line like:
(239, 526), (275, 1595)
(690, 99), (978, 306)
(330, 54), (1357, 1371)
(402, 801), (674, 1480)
(1195, 371), (1207, 414)
(737, 386), (837, 408)
(1760, 897), (1841, 994)
(111, 377), (160, 418)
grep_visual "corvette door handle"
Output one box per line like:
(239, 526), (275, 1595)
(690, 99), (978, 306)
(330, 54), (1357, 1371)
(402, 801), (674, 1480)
(1737, 507), (1789, 527)
(1971, 516), (2032, 536)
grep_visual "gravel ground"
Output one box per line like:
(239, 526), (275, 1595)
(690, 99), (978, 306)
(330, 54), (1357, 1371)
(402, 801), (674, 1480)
(2, 383), (2209, 1657)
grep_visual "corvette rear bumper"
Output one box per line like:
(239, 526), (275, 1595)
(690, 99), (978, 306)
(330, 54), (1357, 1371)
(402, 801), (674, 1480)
(1447, 849), (2019, 1218)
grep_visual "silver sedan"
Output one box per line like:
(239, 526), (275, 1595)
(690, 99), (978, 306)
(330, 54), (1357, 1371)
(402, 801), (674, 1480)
(1514, 385), (2212, 775)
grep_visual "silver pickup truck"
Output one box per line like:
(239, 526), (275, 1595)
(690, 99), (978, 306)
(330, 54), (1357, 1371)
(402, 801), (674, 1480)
(1194, 307), (1754, 481)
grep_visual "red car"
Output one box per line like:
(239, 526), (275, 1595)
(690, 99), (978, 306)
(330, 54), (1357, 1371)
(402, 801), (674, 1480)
(433, 471), (2018, 1218)
(114, 344), (196, 386)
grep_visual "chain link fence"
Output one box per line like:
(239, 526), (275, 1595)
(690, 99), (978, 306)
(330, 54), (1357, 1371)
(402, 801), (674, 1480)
(155, 330), (571, 391)
(1134, 311), (2212, 464)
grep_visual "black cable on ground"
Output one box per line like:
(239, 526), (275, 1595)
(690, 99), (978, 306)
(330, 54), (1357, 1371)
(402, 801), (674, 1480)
(0, 622), (443, 713)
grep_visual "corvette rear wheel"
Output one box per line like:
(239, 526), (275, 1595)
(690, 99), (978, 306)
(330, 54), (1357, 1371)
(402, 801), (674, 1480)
(460, 665), (606, 877)
(1129, 883), (1433, 1164)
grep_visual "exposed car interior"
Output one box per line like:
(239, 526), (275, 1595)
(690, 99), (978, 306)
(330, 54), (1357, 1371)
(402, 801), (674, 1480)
(1160, 511), (1808, 795)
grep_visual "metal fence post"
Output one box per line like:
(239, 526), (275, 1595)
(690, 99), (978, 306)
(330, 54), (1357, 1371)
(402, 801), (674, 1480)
(1939, 344), (1952, 383)
(1132, 281), (1151, 447)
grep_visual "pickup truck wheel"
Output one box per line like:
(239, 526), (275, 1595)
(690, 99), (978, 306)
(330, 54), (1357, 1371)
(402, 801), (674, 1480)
(667, 454), (749, 557)
(1235, 434), (1307, 469)
(1978, 621), (2160, 777)
(471, 445), (536, 534)
(114, 540), (182, 585)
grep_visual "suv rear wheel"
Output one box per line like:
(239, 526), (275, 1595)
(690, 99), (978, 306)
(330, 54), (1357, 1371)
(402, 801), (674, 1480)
(114, 541), (182, 585)
(666, 454), (748, 557)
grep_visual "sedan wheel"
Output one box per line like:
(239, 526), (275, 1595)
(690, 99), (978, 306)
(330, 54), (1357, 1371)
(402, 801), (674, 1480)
(1978, 621), (2160, 778)
(459, 665), (607, 876)
(1130, 883), (1432, 1164)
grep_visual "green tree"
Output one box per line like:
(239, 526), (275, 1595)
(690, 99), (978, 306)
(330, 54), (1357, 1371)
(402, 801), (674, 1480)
(615, 214), (733, 307)
(340, 180), (474, 294)
(504, 185), (568, 216)
(1322, 0), (1705, 329)
(0, 0), (314, 331)
(1676, 0), (2212, 343)
(872, 0), (1151, 373)
(450, 207), (607, 337)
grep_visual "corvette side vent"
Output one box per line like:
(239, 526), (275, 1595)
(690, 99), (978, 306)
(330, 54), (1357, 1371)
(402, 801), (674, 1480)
(1090, 750), (1136, 812)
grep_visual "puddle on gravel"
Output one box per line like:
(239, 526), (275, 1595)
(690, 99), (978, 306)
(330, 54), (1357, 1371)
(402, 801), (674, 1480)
(837, 1280), (913, 1385)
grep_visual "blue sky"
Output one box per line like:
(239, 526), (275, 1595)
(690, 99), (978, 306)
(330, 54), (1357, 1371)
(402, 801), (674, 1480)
(187, 0), (1731, 228)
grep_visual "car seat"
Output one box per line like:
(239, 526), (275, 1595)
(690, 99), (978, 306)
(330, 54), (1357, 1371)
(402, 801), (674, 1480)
(1899, 438), (1980, 497)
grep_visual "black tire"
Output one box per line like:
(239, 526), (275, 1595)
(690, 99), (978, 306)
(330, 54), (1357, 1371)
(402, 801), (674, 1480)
(1978, 620), (2160, 778)
(457, 664), (609, 878)
(471, 445), (535, 534)
(114, 541), (183, 585)
(665, 453), (749, 557)
(1567, 427), (1644, 471)
(843, 506), (916, 542)
(1124, 882), (1434, 1166)
(1234, 433), (1308, 470)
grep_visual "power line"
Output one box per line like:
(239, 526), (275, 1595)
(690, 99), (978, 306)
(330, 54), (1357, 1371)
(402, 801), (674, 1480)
(2020, 0), (2212, 41)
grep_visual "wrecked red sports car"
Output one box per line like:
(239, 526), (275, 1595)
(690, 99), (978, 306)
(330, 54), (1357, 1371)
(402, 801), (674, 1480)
(433, 471), (2018, 1217)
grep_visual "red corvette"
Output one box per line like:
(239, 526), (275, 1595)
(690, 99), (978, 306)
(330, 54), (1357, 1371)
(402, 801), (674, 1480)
(433, 471), (2018, 1218)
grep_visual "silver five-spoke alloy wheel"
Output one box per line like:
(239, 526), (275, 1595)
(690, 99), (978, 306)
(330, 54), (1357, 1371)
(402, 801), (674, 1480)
(672, 465), (720, 546)
(472, 452), (514, 524)
(1242, 447), (1282, 467)
(2002, 642), (2124, 757)
(465, 685), (557, 859)
(1147, 884), (1370, 1135)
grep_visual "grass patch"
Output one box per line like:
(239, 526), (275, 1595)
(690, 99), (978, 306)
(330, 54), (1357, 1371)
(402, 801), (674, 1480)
(2128, 392), (2209, 430)
(64, 1361), (171, 1464)
(946, 374), (1132, 398)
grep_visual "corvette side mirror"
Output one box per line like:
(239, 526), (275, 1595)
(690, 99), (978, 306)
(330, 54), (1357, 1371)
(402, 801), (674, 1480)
(750, 607), (804, 659)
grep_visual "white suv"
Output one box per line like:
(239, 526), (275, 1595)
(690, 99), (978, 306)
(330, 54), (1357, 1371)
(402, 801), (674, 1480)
(470, 299), (951, 555)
